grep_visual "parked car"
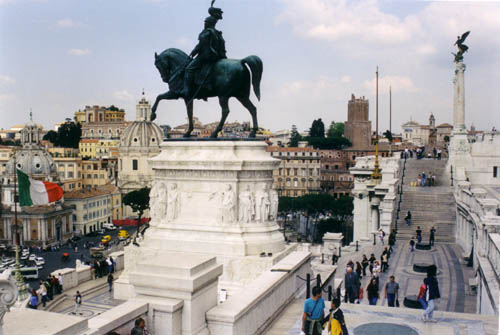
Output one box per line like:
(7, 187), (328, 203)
(35, 257), (45, 265)
(101, 235), (112, 244)
(118, 230), (130, 240)
(29, 254), (36, 261)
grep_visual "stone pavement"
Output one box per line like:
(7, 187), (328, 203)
(46, 270), (126, 319)
(263, 299), (498, 335)
(338, 240), (475, 313)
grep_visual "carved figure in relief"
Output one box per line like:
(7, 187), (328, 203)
(149, 182), (167, 226)
(167, 183), (180, 221)
(255, 184), (270, 222)
(221, 184), (236, 223)
(238, 184), (255, 223)
(269, 188), (279, 220)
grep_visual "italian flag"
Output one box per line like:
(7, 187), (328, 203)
(17, 169), (63, 206)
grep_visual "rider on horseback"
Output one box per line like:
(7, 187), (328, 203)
(181, 1), (227, 100)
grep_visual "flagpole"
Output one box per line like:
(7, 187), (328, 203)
(372, 66), (382, 181)
(13, 148), (28, 302)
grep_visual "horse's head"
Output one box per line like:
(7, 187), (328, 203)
(154, 48), (189, 85)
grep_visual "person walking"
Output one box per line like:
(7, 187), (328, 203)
(372, 261), (381, 285)
(301, 286), (325, 335)
(381, 251), (389, 273)
(366, 278), (379, 306)
(368, 254), (376, 275)
(429, 226), (436, 246)
(378, 229), (385, 245)
(417, 174), (421, 187)
(73, 291), (82, 315)
(416, 226), (422, 244)
(344, 267), (360, 304)
(38, 280), (47, 308)
(325, 298), (348, 335)
(58, 273), (63, 294)
(107, 273), (114, 292)
(384, 276), (400, 307)
(361, 255), (369, 277)
(405, 211), (412, 227)
(422, 267), (440, 322)
(355, 262), (363, 280)
(417, 279), (428, 311)
(409, 237), (416, 252)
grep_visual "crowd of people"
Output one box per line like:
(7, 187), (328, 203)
(28, 273), (64, 309)
(416, 171), (437, 187)
(401, 147), (443, 160)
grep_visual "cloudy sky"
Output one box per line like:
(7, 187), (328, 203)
(1, 0), (499, 133)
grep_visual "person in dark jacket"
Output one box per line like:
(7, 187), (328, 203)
(422, 267), (440, 322)
(324, 298), (349, 335)
(131, 317), (149, 335)
(344, 267), (360, 303)
(366, 278), (379, 305)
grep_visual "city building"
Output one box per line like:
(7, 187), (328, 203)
(81, 158), (117, 191)
(319, 150), (354, 197)
(49, 148), (83, 192)
(65, 184), (121, 235)
(79, 139), (120, 159)
(0, 117), (73, 247)
(267, 145), (321, 197)
(344, 94), (371, 148)
(118, 95), (163, 217)
(0, 146), (13, 175)
(401, 114), (443, 147)
(78, 105), (128, 140)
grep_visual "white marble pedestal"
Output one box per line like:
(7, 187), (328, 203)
(116, 140), (288, 299)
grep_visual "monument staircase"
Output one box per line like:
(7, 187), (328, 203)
(396, 158), (456, 243)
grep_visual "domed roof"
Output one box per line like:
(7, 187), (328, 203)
(6, 148), (57, 177)
(120, 120), (163, 148)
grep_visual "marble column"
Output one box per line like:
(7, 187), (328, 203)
(453, 62), (466, 133)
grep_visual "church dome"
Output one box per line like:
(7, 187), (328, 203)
(6, 148), (57, 177)
(120, 120), (163, 148)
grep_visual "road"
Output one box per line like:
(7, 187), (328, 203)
(18, 225), (137, 290)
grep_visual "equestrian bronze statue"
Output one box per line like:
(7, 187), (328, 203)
(151, 1), (263, 138)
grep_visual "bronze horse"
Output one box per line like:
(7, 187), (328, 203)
(152, 48), (263, 138)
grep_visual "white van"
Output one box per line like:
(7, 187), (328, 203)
(103, 223), (117, 230)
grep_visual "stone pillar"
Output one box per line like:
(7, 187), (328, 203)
(453, 62), (466, 133)
(323, 233), (343, 258)
(370, 197), (380, 233)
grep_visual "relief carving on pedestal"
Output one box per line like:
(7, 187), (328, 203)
(150, 181), (167, 226)
(221, 184), (236, 223)
(255, 184), (271, 223)
(269, 189), (279, 221)
(238, 185), (255, 223)
(166, 183), (180, 221)
(0, 269), (17, 327)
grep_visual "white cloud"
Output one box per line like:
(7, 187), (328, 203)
(0, 75), (15, 84)
(362, 75), (418, 94)
(280, 76), (339, 98)
(0, 93), (16, 102)
(341, 75), (351, 83)
(68, 49), (90, 56)
(278, 0), (422, 45)
(57, 18), (77, 28)
(112, 90), (135, 101)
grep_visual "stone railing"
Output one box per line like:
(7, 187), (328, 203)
(456, 184), (500, 219)
(487, 233), (500, 281)
(51, 251), (124, 291)
(206, 251), (311, 335)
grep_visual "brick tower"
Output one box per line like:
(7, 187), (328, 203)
(344, 94), (372, 148)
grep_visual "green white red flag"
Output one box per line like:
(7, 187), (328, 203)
(17, 169), (63, 206)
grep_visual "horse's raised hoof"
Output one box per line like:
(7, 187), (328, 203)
(248, 131), (256, 138)
(151, 112), (157, 121)
(210, 131), (219, 138)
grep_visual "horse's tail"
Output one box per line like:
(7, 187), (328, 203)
(241, 55), (263, 101)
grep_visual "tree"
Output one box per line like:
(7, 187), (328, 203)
(383, 130), (393, 143)
(327, 122), (344, 138)
(309, 119), (325, 138)
(444, 135), (450, 143)
(43, 130), (58, 144)
(123, 187), (151, 234)
(57, 121), (82, 148)
(289, 125), (302, 147)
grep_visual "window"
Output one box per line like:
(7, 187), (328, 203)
(325, 165), (329, 170)
(68, 171), (74, 178)
(133, 159), (138, 171)
(335, 165), (338, 170)
(293, 179), (298, 187)
(309, 168), (313, 176)
(94, 174), (98, 178)
(294, 168), (298, 176)
(87, 174), (91, 178)
(494, 166), (498, 178)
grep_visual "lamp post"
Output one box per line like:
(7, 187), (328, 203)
(12, 149), (28, 302)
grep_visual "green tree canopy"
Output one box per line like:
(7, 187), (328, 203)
(289, 125), (302, 147)
(309, 119), (325, 138)
(123, 187), (151, 233)
(327, 122), (344, 138)
(43, 121), (82, 148)
(383, 130), (393, 143)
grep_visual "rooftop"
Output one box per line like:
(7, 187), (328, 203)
(64, 184), (119, 200)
